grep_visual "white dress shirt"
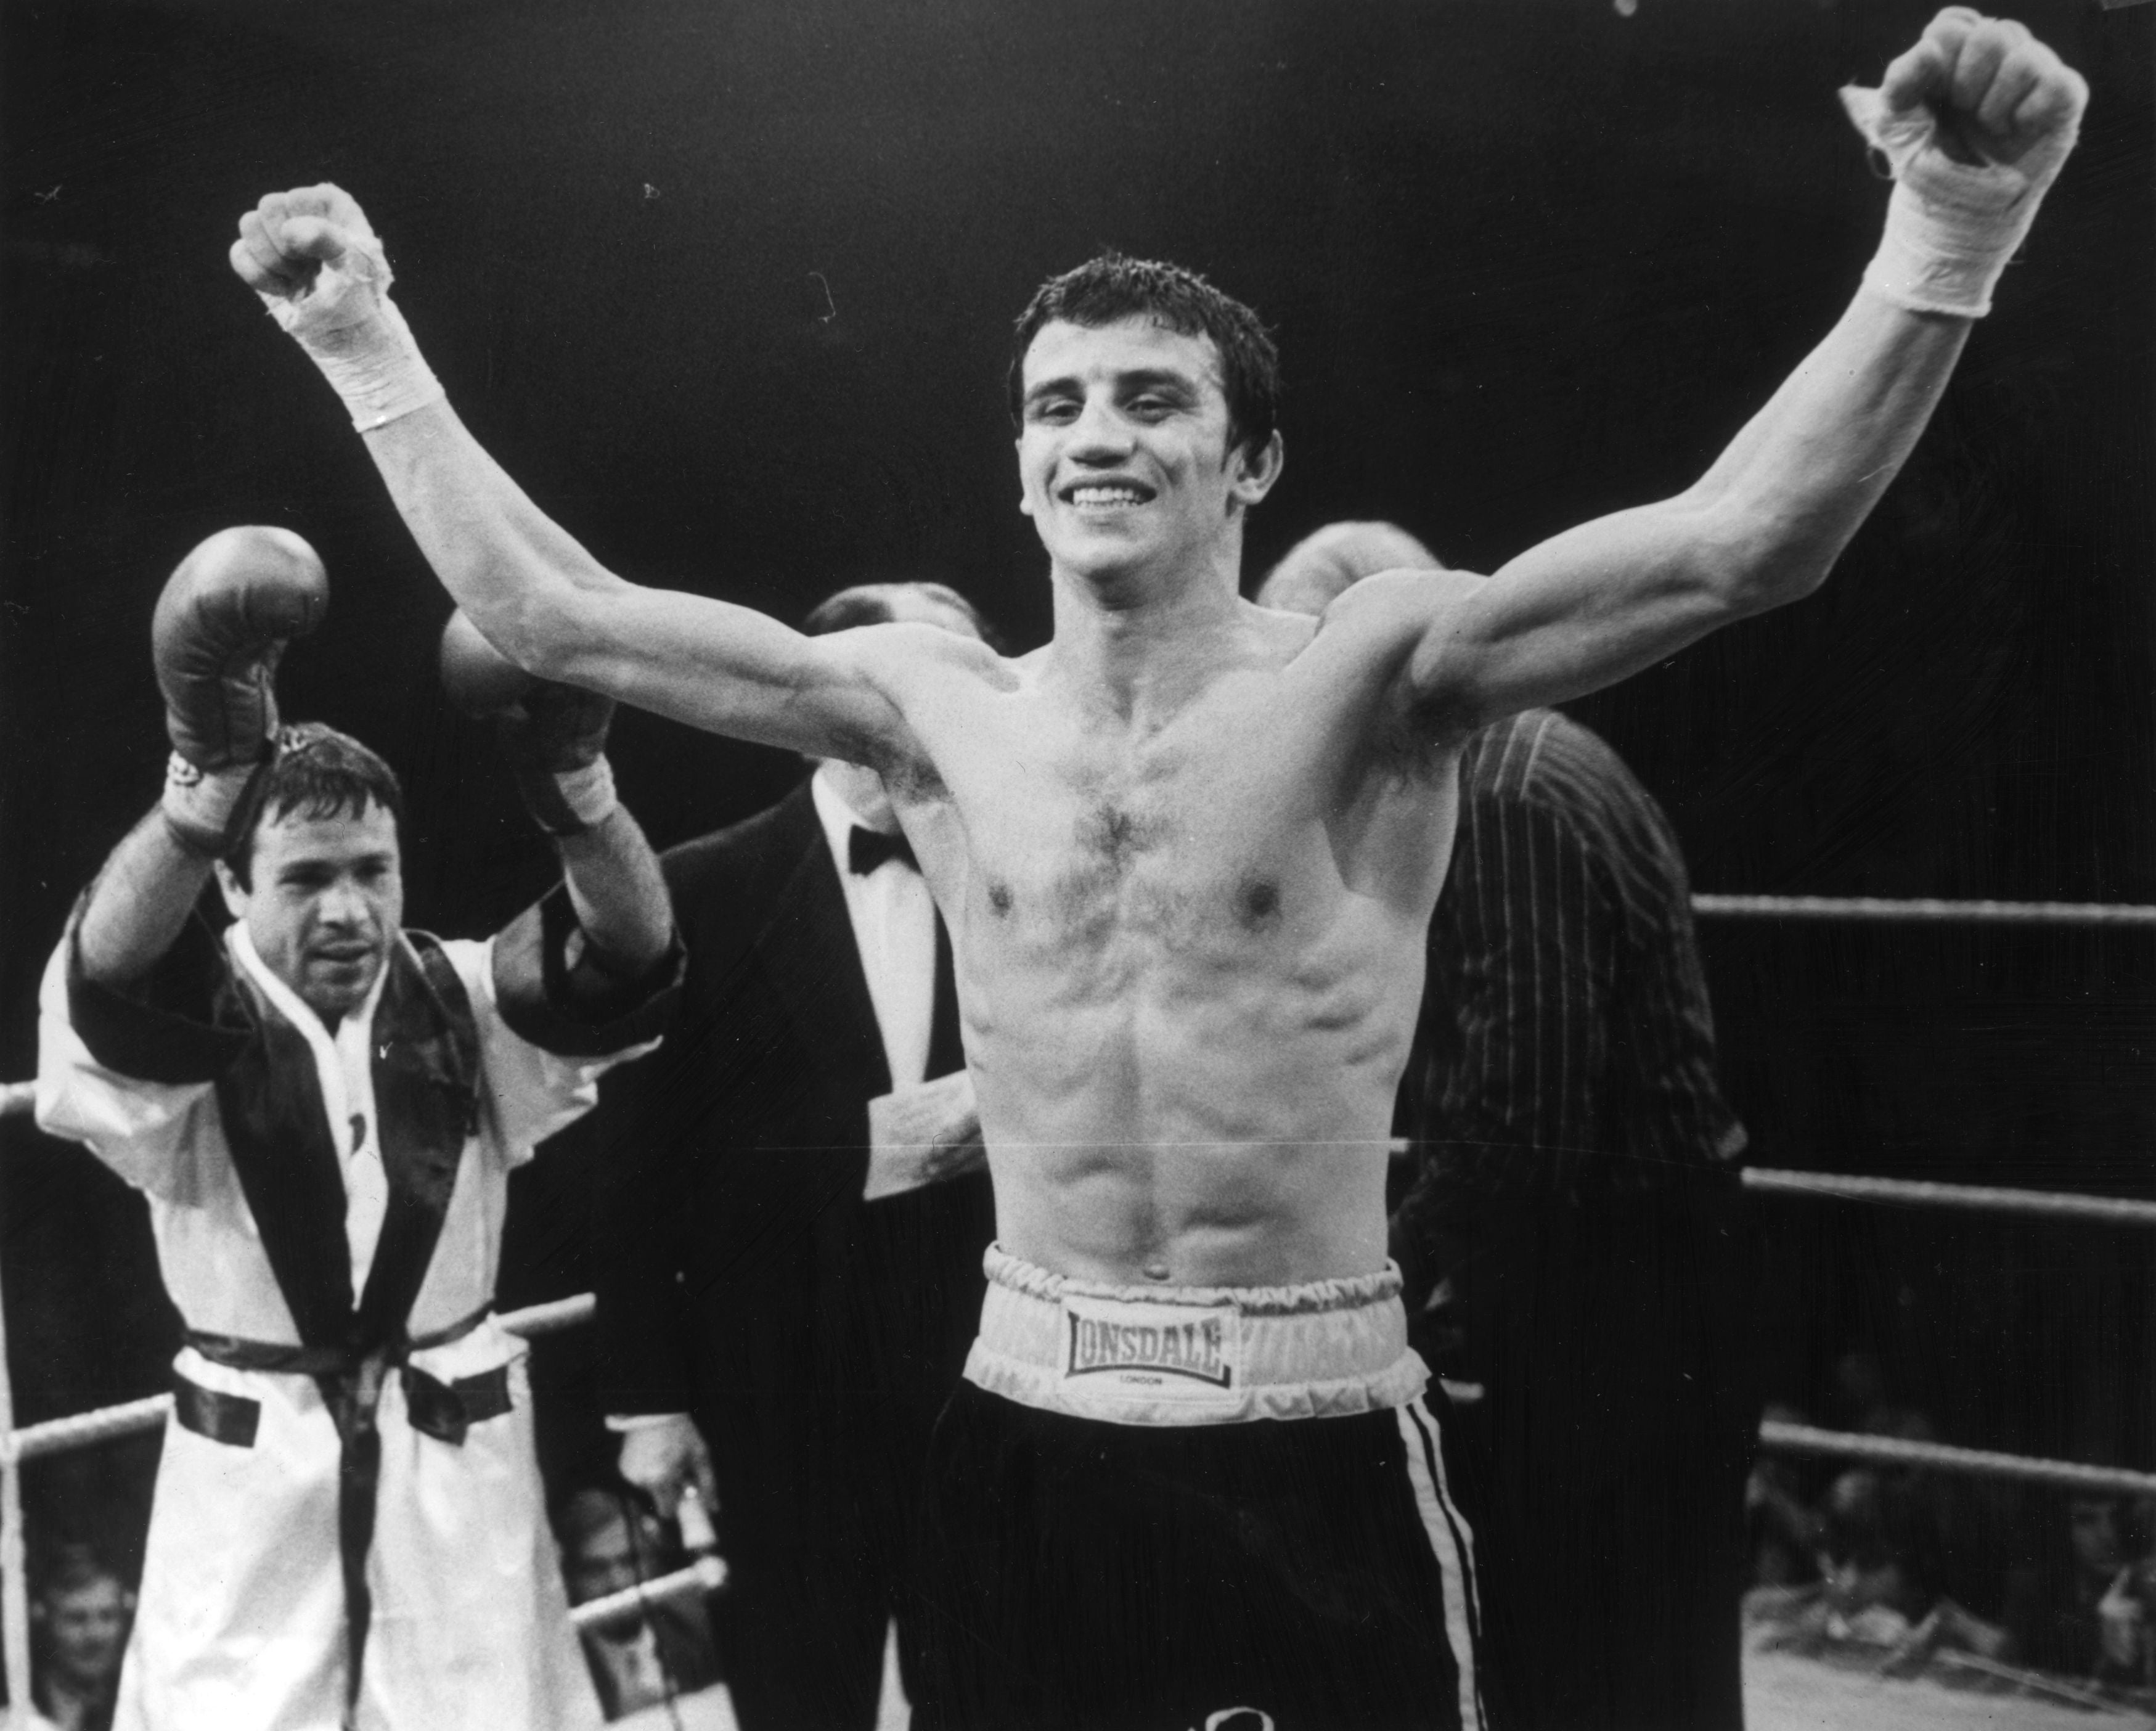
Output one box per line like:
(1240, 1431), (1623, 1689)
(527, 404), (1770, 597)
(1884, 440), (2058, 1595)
(611, 775), (942, 1438)
(229, 922), (392, 1295)
(812, 766), (938, 1091)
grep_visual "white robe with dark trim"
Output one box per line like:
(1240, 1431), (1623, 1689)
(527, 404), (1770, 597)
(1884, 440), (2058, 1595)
(36, 914), (660, 1731)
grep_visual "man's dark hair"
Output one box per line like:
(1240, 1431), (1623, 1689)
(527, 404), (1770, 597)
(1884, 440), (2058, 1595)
(801, 581), (1004, 653)
(31, 1541), (122, 1605)
(1007, 253), (1281, 461)
(227, 722), (404, 887)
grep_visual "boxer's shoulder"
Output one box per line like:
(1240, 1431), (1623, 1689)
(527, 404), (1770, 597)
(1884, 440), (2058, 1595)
(835, 615), (1015, 692)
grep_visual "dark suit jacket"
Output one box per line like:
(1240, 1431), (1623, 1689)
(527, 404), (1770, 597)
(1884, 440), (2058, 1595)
(593, 780), (978, 1462)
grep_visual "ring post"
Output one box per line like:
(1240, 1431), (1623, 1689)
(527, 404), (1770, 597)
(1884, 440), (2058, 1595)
(0, 1235), (34, 1721)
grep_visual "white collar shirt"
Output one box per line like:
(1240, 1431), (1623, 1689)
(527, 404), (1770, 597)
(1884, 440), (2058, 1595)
(811, 767), (937, 1091)
(228, 921), (392, 1295)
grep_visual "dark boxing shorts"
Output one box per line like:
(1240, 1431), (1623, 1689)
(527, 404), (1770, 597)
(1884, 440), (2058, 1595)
(910, 1248), (1487, 1731)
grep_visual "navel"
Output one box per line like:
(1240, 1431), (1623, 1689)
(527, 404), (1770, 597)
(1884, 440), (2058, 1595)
(987, 882), (1013, 917)
(1142, 1262), (1172, 1283)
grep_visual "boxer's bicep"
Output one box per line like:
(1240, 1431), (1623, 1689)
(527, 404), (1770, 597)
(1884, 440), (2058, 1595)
(364, 403), (914, 762)
(1403, 502), (1742, 730)
(550, 585), (913, 763)
(1411, 288), (1980, 730)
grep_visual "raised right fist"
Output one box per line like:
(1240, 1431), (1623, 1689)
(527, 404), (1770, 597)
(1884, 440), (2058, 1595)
(1843, 9), (2088, 317)
(153, 526), (328, 853)
(1871, 8), (2086, 187)
(231, 184), (443, 430)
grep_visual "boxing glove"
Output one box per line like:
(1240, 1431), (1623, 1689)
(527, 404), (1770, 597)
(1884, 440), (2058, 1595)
(438, 610), (618, 835)
(152, 526), (329, 853)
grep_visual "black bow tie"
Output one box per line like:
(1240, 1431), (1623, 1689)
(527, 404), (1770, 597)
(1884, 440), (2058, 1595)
(848, 826), (917, 875)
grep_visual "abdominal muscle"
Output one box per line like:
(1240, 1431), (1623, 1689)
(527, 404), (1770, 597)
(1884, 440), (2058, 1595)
(970, 940), (1416, 1290)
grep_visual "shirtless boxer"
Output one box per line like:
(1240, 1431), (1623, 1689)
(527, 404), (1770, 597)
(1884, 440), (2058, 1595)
(230, 13), (2083, 1724)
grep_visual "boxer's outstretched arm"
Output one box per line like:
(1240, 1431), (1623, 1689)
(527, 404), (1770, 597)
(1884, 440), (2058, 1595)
(231, 187), (914, 766)
(1400, 9), (2085, 734)
(1407, 292), (1967, 730)
(367, 403), (910, 761)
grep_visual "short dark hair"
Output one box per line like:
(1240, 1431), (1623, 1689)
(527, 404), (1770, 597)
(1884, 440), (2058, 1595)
(1007, 253), (1281, 461)
(227, 722), (403, 887)
(801, 581), (1003, 653)
(31, 1541), (121, 1605)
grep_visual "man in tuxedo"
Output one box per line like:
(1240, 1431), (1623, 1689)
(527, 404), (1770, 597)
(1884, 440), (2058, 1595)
(594, 581), (998, 1731)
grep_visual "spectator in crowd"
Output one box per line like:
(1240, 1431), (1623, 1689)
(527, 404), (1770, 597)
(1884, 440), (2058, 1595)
(1753, 1465), (2011, 1667)
(558, 1486), (723, 1722)
(1823, 1355), (2017, 1631)
(1747, 1405), (1827, 1589)
(1832, 1348), (1935, 1446)
(2006, 1493), (2156, 1686)
(1819, 1468), (1942, 1635)
(29, 1544), (131, 1731)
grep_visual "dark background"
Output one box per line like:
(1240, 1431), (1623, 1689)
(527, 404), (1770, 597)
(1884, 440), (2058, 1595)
(2, 0), (2150, 1579)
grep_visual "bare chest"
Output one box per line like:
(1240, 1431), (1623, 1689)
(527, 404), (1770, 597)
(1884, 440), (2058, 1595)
(909, 682), (1452, 984)
(988, 744), (1289, 954)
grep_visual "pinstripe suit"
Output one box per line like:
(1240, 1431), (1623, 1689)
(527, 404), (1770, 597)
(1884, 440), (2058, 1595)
(1394, 709), (1755, 1731)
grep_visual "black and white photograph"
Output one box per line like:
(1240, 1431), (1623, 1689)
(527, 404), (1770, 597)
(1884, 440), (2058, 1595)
(1, 2), (2150, 1728)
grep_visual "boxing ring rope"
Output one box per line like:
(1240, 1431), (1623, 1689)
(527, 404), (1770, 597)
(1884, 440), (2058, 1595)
(1758, 1419), (2156, 1501)
(1739, 1166), (2156, 1227)
(568, 1555), (729, 1635)
(0, 890), (2149, 1702)
(1689, 893), (2156, 928)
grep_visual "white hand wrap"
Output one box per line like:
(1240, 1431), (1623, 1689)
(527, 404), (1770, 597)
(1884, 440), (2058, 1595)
(547, 755), (619, 833)
(161, 753), (256, 856)
(259, 219), (445, 432)
(1840, 84), (2080, 319)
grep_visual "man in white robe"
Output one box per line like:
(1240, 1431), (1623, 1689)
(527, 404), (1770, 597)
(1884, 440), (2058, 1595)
(35, 531), (680, 1730)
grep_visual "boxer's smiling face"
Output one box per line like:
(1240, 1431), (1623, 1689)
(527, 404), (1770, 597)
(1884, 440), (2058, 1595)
(1017, 317), (1281, 594)
(219, 801), (404, 1026)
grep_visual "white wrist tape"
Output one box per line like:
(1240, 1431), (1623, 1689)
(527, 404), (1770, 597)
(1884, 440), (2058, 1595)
(605, 1412), (692, 1433)
(258, 224), (445, 433)
(293, 297), (446, 434)
(552, 756), (619, 832)
(1840, 84), (2078, 319)
(161, 754), (256, 854)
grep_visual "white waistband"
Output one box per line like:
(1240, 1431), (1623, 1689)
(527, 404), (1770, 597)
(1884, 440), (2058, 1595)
(963, 1245), (1428, 1427)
